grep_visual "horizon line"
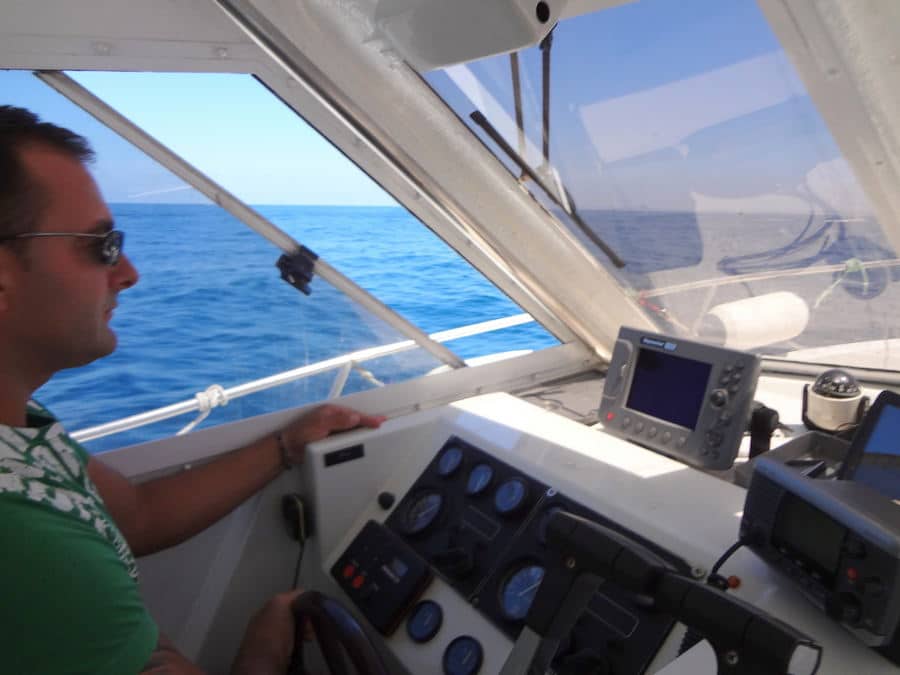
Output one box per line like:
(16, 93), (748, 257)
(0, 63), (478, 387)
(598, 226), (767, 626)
(107, 202), (876, 218)
(108, 201), (404, 208)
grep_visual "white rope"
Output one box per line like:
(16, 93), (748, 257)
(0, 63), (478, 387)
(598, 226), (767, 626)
(353, 366), (385, 388)
(177, 384), (230, 435)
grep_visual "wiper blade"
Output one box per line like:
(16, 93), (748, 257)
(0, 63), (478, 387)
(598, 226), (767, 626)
(470, 110), (626, 268)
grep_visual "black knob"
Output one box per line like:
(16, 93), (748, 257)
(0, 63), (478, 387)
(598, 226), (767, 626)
(710, 389), (728, 407)
(840, 594), (863, 624)
(827, 592), (863, 625)
(377, 492), (395, 510)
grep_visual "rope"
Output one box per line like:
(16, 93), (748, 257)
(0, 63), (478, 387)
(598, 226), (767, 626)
(353, 366), (385, 388)
(814, 257), (867, 309)
(177, 384), (230, 435)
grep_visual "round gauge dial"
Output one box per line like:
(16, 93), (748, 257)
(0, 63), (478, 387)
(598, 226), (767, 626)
(466, 463), (494, 496)
(437, 446), (464, 477)
(403, 491), (443, 535)
(442, 635), (483, 675)
(500, 564), (545, 621)
(494, 477), (528, 516)
(406, 600), (443, 643)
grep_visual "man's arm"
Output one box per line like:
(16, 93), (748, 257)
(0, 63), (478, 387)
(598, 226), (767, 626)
(89, 405), (385, 557)
(139, 590), (304, 675)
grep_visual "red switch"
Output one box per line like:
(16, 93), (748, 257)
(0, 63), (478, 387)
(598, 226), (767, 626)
(352, 575), (365, 590)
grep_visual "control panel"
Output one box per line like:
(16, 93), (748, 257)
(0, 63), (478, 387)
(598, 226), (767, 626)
(599, 326), (760, 469)
(334, 435), (690, 674)
(309, 392), (900, 674)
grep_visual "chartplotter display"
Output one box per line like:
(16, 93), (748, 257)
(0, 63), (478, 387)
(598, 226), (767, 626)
(599, 327), (761, 469)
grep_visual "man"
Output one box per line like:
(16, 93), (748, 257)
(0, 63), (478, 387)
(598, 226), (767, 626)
(0, 105), (384, 674)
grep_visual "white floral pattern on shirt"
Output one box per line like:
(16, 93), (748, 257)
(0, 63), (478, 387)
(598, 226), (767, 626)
(0, 402), (138, 579)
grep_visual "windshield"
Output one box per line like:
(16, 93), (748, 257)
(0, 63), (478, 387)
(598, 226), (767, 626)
(6, 70), (557, 451)
(424, 0), (900, 370)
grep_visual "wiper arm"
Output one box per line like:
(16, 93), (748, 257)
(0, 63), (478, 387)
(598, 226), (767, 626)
(470, 110), (626, 268)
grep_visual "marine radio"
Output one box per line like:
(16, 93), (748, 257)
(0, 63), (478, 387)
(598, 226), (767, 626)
(598, 326), (760, 469)
(741, 455), (900, 655)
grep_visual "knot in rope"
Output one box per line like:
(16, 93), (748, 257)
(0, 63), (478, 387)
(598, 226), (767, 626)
(178, 384), (230, 435)
(194, 384), (230, 412)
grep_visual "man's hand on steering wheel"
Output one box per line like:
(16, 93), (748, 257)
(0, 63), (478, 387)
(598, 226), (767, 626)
(232, 590), (307, 675)
(231, 589), (388, 675)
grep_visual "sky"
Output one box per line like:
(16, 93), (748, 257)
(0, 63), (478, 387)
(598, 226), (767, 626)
(2, 70), (395, 206)
(0, 0), (874, 214)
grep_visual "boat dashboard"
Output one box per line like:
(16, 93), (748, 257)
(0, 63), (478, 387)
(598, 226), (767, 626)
(301, 390), (895, 674)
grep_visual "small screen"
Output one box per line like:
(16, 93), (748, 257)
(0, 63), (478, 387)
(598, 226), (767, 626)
(854, 402), (900, 500)
(773, 494), (845, 582)
(625, 348), (712, 430)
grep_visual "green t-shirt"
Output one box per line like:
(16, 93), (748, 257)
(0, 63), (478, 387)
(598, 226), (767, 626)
(0, 402), (158, 675)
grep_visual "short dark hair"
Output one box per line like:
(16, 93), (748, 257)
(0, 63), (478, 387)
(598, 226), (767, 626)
(0, 105), (95, 239)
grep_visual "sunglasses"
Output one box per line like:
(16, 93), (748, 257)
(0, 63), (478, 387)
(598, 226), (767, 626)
(0, 230), (124, 266)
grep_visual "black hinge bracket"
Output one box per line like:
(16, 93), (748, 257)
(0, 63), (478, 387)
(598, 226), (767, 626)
(276, 246), (319, 296)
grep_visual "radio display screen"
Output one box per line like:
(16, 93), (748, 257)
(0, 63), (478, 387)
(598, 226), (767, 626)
(773, 493), (845, 582)
(625, 348), (711, 430)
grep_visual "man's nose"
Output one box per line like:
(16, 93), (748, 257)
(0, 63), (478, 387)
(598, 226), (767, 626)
(111, 253), (139, 290)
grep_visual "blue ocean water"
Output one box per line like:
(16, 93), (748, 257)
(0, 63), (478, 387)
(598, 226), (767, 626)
(36, 204), (558, 452)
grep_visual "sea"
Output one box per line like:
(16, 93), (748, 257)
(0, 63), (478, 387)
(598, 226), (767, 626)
(36, 203), (559, 453)
(36, 203), (900, 454)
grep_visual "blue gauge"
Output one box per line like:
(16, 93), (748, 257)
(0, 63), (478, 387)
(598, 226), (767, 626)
(407, 600), (443, 643)
(403, 491), (443, 535)
(466, 463), (494, 496)
(494, 477), (528, 516)
(500, 564), (545, 621)
(442, 635), (483, 675)
(437, 446), (464, 477)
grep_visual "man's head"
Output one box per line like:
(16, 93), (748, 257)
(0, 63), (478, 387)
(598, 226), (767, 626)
(0, 105), (95, 241)
(0, 106), (139, 382)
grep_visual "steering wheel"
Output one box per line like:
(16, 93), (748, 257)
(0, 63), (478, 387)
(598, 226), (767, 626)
(288, 590), (390, 675)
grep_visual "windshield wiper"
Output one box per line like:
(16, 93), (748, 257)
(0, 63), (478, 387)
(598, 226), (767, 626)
(470, 29), (625, 269)
(470, 109), (625, 269)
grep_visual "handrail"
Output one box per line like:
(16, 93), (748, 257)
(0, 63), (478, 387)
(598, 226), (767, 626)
(71, 314), (536, 443)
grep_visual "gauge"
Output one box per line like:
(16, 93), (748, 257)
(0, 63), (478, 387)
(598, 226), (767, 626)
(466, 463), (494, 496)
(437, 446), (464, 477)
(494, 477), (528, 516)
(406, 599), (443, 643)
(500, 563), (545, 621)
(403, 491), (443, 535)
(442, 635), (483, 675)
